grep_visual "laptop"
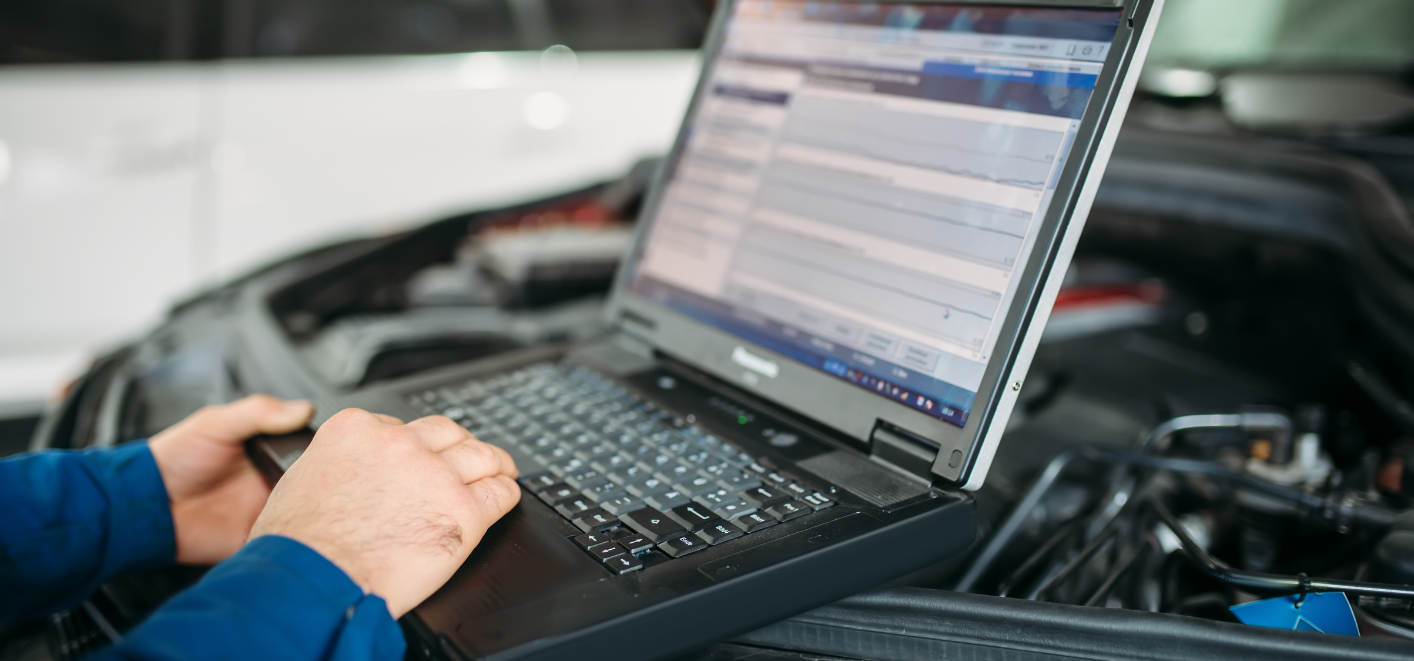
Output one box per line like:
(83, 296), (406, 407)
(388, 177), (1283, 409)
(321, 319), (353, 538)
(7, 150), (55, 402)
(255, 1), (1162, 659)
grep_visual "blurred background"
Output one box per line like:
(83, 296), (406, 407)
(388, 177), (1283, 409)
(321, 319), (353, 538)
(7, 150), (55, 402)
(0, 0), (1412, 449)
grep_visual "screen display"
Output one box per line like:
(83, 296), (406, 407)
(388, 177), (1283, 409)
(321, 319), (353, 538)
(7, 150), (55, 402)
(628, 1), (1123, 427)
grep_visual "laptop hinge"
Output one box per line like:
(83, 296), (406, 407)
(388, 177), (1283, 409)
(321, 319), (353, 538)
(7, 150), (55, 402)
(869, 424), (938, 484)
(612, 331), (654, 358)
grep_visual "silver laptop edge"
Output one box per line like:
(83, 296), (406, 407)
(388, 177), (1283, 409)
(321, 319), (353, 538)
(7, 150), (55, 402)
(965, 0), (1165, 490)
(605, 0), (1165, 491)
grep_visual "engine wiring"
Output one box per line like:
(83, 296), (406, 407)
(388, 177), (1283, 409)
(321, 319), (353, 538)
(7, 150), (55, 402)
(954, 412), (1414, 626)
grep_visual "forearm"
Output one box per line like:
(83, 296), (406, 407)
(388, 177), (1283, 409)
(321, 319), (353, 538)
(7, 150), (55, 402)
(0, 443), (175, 622)
(91, 536), (405, 661)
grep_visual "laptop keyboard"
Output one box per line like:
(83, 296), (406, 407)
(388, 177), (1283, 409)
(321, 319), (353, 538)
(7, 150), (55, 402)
(406, 363), (835, 574)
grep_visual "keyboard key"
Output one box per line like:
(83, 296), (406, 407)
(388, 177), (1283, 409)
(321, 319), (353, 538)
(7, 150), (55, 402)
(535, 484), (579, 506)
(633, 444), (664, 461)
(764, 472), (791, 486)
(591, 453), (635, 473)
(571, 532), (615, 551)
(575, 444), (615, 463)
(700, 462), (732, 477)
(803, 492), (835, 510)
(662, 439), (692, 455)
(717, 449), (754, 466)
(565, 468), (608, 490)
(573, 509), (622, 534)
(590, 543), (626, 561)
(693, 488), (731, 509)
(609, 465), (649, 484)
(520, 474), (559, 491)
(659, 534), (709, 558)
(620, 507), (687, 543)
(547, 456), (584, 476)
(696, 522), (744, 545)
(713, 499), (756, 521)
(731, 511), (777, 534)
(502, 417), (533, 432)
(604, 553), (644, 574)
(644, 489), (691, 511)
(667, 503), (722, 532)
(625, 476), (669, 497)
(765, 500), (811, 522)
(600, 495), (645, 516)
(781, 482), (810, 498)
(659, 462), (694, 480)
(573, 477), (611, 494)
(525, 435), (557, 452)
(741, 486), (789, 509)
(673, 474), (717, 497)
(681, 450), (712, 466)
(583, 482), (626, 504)
(615, 533), (655, 555)
(717, 471), (761, 492)
(555, 497), (597, 518)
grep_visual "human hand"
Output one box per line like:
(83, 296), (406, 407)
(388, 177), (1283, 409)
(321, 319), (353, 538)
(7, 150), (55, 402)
(148, 395), (315, 565)
(248, 409), (520, 618)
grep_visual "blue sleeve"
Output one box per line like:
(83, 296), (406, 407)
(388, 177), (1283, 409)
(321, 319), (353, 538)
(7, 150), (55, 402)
(0, 442), (176, 622)
(93, 536), (406, 661)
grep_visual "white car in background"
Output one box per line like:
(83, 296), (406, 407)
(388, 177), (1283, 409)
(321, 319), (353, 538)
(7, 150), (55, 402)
(0, 0), (708, 422)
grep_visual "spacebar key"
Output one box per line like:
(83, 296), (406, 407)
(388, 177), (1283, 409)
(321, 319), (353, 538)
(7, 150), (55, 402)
(620, 507), (687, 543)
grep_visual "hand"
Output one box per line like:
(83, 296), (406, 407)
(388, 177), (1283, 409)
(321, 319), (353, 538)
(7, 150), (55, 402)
(248, 409), (520, 618)
(148, 395), (315, 565)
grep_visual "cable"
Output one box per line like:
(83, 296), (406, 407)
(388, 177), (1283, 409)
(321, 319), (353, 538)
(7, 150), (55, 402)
(954, 448), (1087, 592)
(1348, 359), (1414, 434)
(957, 412), (1403, 594)
(1083, 537), (1153, 607)
(1150, 501), (1414, 600)
(1027, 499), (1414, 604)
(997, 522), (1078, 598)
(1096, 450), (1400, 529)
(1139, 412), (1292, 456)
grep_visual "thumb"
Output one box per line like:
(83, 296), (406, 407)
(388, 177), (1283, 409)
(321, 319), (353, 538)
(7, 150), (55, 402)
(187, 395), (315, 444)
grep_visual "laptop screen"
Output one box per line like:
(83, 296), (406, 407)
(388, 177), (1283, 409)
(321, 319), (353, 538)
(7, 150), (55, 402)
(627, 1), (1123, 428)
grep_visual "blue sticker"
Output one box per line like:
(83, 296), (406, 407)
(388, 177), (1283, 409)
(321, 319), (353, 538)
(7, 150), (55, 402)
(1229, 592), (1359, 636)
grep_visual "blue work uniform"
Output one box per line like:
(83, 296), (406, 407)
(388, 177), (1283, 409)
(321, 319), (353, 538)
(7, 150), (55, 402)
(0, 441), (405, 661)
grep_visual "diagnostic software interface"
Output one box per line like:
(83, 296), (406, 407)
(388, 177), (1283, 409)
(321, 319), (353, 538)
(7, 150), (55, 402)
(629, 1), (1123, 427)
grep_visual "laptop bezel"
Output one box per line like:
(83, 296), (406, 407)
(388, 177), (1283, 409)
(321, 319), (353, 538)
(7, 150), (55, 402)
(604, 0), (1162, 489)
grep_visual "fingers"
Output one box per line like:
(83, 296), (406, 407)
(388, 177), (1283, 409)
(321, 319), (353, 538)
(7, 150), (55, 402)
(405, 415), (473, 453)
(334, 409), (518, 484)
(460, 475), (521, 532)
(401, 414), (518, 483)
(439, 439), (518, 484)
(489, 444), (519, 479)
(372, 413), (404, 426)
(188, 395), (315, 444)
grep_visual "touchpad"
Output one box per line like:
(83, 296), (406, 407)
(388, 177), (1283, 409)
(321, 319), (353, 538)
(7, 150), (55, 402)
(415, 496), (603, 623)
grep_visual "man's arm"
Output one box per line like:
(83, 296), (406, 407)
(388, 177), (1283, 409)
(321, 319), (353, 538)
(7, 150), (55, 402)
(93, 536), (404, 661)
(0, 442), (175, 622)
(0, 395), (312, 623)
